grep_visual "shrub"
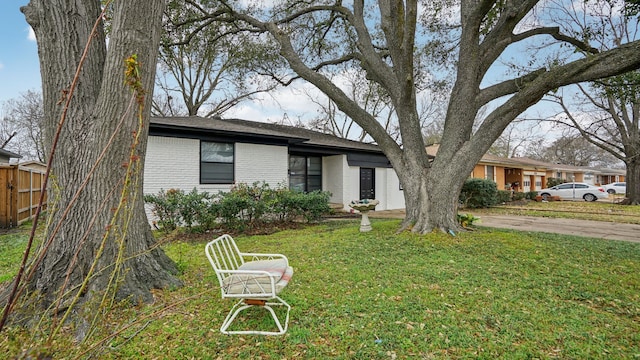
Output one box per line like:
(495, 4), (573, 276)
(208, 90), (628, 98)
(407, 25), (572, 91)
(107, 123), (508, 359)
(459, 178), (498, 208)
(512, 192), (526, 201)
(179, 188), (216, 232)
(496, 190), (512, 204)
(224, 182), (273, 223)
(296, 190), (332, 222)
(546, 177), (566, 188)
(217, 188), (252, 231)
(145, 183), (332, 233)
(144, 188), (183, 232)
(271, 187), (299, 221)
(525, 191), (538, 200)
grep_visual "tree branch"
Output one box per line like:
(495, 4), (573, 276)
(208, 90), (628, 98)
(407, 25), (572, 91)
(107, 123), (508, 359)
(511, 26), (599, 54)
(478, 68), (547, 105)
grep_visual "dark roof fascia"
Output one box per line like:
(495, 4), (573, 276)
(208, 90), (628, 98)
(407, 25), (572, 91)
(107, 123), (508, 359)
(289, 142), (385, 156)
(149, 123), (297, 147)
(347, 152), (393, 168)
(0, 148), (22, 159)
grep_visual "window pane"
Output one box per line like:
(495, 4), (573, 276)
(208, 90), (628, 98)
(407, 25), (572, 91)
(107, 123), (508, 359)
(289, 176), (306, 192)
(308, 175), (322, 192)
(201, 163), (233, 183)
(308, 157), (322, 175)
(289, 156), (305, 175)
(201, 142), (233, 163)
(486, 166), (494, 180)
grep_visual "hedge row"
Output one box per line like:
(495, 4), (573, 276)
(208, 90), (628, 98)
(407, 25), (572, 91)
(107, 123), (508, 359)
(144, 182), (331, 233)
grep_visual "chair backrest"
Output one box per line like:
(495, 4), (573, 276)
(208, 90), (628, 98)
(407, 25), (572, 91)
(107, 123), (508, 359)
(205, 234), (245, 289)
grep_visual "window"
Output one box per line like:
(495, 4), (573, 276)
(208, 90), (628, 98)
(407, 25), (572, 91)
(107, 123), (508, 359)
(485, 166), (495, 181)
(200, 141), (234, 184)
(289, 155), (322, 192)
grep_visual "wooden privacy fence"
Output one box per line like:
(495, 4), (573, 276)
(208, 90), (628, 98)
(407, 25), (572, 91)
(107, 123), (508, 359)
(0, 164), (47, 228)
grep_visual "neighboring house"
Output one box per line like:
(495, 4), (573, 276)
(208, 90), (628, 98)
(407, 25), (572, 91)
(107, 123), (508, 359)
(425, 145), (547, 192)
(145, 116), (406, 212)
(511, 157), (589, 189)
(425, 146), (624, 193)
(0, 148), (22, 164)
(591, 167), (626, 185)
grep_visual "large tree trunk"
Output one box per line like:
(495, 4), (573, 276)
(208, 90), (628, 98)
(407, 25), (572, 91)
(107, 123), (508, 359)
(18, 0), (181, 314)
(623, 157), (640, 205)
(397, 149), (475, 235)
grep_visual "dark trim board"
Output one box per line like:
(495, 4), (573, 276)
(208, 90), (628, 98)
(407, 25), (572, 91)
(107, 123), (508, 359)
(347, 153), (392, 168)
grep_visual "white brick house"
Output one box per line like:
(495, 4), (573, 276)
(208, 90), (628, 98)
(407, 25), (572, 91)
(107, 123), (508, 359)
(145, 116), (406, 211)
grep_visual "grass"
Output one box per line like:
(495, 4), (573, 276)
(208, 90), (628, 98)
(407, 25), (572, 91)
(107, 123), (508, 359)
(0, 231), (31, 283)
(475, 200), (640, 224)
(2, 218), (639, 359)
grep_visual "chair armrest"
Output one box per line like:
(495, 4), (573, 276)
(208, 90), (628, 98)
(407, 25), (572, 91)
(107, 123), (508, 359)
(240, 252), (289, 266)
(217, 269), (279, 297)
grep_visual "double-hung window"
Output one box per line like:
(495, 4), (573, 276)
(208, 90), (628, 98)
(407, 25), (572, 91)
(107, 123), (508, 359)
(200, 141), (234, 184)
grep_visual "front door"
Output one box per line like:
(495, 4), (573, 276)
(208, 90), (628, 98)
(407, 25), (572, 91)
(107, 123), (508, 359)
(360, 168), (375, 200)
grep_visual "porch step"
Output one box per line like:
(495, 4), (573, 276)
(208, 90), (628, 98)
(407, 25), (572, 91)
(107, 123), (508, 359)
(329, 202), (345, 210)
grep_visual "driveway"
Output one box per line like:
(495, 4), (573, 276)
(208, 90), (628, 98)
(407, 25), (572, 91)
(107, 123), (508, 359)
(474, 214), (640, 243)
(369, 210), (640, 243)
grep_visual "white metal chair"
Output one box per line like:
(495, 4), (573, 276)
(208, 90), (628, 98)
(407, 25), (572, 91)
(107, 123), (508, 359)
(205, 234), (293, 335)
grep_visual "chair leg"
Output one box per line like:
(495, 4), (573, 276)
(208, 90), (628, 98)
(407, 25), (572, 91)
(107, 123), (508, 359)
(220, 296), (291, 336)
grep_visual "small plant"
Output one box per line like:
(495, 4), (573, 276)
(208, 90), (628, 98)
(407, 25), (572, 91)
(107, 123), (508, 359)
(457, 213), (480, 228)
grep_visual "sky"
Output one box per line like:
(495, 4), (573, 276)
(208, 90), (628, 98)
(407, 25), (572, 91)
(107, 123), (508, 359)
(0, 1), (593, 151)
(0, 1), (40, 105)
(0, 0), (318, 124)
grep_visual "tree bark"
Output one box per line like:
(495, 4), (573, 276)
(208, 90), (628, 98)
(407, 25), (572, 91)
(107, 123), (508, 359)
(17, 0), (181, 314)
(622, 156), (640, 205)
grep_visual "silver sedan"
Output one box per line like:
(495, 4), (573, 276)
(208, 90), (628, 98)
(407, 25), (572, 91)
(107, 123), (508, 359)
(538, 182), (609, 202)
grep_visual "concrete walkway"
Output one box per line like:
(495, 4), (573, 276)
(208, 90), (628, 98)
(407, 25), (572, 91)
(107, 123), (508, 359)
(369, 209), (640, 243)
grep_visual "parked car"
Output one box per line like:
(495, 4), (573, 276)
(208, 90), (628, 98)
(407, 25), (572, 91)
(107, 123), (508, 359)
(538, 182), (608, 202)
(602, 182), (626, 194)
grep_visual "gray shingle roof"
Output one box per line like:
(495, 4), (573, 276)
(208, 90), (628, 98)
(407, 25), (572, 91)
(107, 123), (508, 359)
(0, 148), (22, 159)
(150, 116), (383, 153)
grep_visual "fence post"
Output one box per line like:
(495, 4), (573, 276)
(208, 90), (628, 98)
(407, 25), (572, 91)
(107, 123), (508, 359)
(10, 165), (18, 227)
(0, 167), (7, 227)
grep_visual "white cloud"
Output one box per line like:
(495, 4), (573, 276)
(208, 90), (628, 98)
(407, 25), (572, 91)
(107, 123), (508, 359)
(27, 26), (36, 41)
(226, 85), (323, 123)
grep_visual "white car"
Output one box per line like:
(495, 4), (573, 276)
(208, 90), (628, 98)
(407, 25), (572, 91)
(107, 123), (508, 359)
(602, 182), (626, 195)
(538, 182), (608, 202)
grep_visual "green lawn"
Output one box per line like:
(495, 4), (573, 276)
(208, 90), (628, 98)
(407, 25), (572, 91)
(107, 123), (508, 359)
(2, 219), (640, 359)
